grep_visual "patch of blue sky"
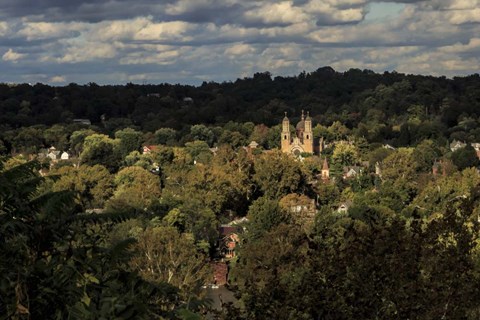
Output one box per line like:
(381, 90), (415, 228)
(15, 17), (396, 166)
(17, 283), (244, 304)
(364, 2), (405, 23)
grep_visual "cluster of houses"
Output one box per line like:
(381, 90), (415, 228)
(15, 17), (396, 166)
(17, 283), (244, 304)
(37, 146), (71, 162)
(450, 140), (480, 157)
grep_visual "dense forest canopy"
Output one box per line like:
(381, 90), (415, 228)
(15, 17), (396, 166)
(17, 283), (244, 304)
(0, 67), (479, 133)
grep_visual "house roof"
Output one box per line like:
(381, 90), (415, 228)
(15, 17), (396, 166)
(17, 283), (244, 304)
(219, 226), (238, 237)
(249, 141), (259, 148)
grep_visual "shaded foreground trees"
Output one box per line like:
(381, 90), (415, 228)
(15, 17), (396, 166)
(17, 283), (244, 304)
(230, 190), (480, 319)
(0, 161), (204, 319)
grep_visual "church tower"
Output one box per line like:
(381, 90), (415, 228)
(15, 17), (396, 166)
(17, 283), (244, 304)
(281, 112), (291, 153)
(303, 111), (313, 153)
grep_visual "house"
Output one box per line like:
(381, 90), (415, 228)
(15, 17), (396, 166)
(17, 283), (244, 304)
(142, 145), (158, 154)
(183, 97), (194, 103)
(383, 144), (396, 150)
(343, 166), (363, 179)
(73, 119), (91, 125)
(279, 194), (316, 229)
(60, 151), (70, 160)
(470, 143), (480, 159)
(248, 141), (259, 149)
(337, 200), (353, 214)
(450, 140), (466, 152)
(218, 225), (241, 259)
(209, 147), (219, 155)
(47, 150), (61, 160)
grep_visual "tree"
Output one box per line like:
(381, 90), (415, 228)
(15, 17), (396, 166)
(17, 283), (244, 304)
(130, 226), (211, 301)
(451, 145), (479, 171)
(80, 134), (121, 172)
(154, 127), (177, 145)
(332, 142), (359, 167)
(413, 139), (441, 172)
(0, 160), (187, 319)
(185, 140), (211, 163)
(279, 193), (316, 230)
(190, 124), (214, 146)
(115, 127), (142, 160)
(12, 126), (45, 154)
(246, 196), (287, 240)
(43, 124), (69, 151)
(52, 164), (114, 209)
(230, 224), (312, 319)
(253, 150), (307, 199)
(70, 129), (96, 158)
(107, 166), (161, 211)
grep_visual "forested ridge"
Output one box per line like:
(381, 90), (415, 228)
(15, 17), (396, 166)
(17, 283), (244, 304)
(2, 67), (480, 319)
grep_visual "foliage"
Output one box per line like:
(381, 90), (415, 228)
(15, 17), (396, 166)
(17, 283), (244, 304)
(0, 160), (189, 319)
(130, 226), (212, 301)
(107, 166), (162, 211)
(451, 145), (479, 171)
(253, 150), (307, 199)
(51, 164), (114, 209)
(80, 134), (121, 172)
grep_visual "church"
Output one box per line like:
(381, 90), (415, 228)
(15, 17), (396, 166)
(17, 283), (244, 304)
(281, 111), (315, 155)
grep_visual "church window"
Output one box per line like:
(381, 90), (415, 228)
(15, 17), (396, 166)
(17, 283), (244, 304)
(306, 135), (309, 139)
(284, 135), (287, 140)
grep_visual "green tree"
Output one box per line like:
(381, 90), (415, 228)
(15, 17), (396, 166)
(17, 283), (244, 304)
(0, 160), (187, 319)
(107, 166), (161, 211)
(451, 145), (479, 171)
(253, 150), (307, 199)
(130, 227), (211, 301)
(52, 164), (114, 209)
(115, 127), (143, 160)
(43, 124), (69, 151)
(332, 142), (359, 167)
(80, 134), (121, 172)
(413, 139), (441, 172)
(12, 126), (45, 154)
(154, 127), (177, 146)
(70, 129), (96, 158)
(246, 196), (287, 239)
(185, 140), (212, 163)
(190, 124), (214, 146)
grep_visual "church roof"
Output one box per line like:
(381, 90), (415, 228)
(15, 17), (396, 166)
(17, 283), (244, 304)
(322, 158), (329, 170)
(305, 111), (311, 121)
(296, 110), (307, 129)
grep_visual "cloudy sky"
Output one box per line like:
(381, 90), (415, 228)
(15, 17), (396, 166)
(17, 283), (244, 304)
(0, 0), (479, 85)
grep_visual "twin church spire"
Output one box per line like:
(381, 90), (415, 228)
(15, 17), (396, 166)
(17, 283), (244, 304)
(281, 110), (314, 155)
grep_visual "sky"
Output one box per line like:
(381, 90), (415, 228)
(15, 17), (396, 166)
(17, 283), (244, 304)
(0, 0), (479, 85)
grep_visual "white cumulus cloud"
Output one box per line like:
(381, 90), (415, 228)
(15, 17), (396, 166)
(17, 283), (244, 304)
(2, 48), (26, 62)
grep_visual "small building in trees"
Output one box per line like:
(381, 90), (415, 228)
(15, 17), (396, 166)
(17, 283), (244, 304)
(450, 140), (466, 152)
(321, 158), (330, 181)
(281, 111), (316, 155)
(343, 166), (363, 179)
(218, 224), (243, 259)
(337, 200), (353, 214)
(142, 145), (158, 154)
